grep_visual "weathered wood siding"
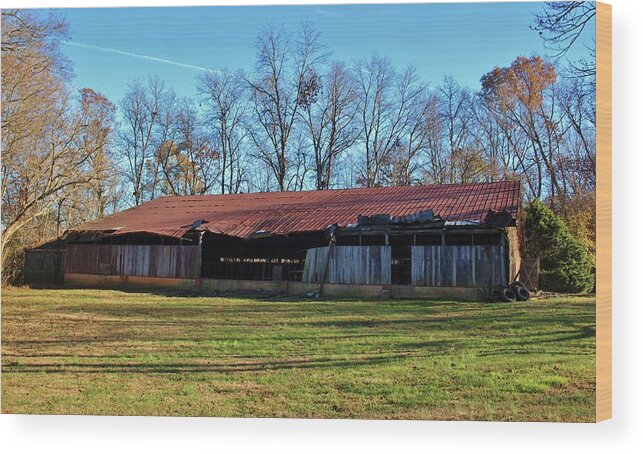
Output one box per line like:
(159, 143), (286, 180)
(65, 244), (201, 279)
(411, 245), (505, 288)
(24, 249), (65, 283)
(303, 246), (391, 285)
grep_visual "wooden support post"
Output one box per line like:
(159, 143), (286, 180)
(198, 232), (204, 280)
(319, 234), (336, 296)
(472, 246), (476, 287)
(500, 233), (508, 285)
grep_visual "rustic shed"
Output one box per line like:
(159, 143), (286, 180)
(57, 180), (523, 300)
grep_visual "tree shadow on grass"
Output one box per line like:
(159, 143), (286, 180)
(3, 330), (406, 349)
(2, 350), (441, 375)
(504, 325), (596, 345)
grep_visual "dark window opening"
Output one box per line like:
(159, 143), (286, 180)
(202, 256), (304, 281)
(415, 234), (443, 245)
(335, 234), (387, 246)
(336, 235), (360, 246)
(200, 232), (325, 282)
(445, 232), (502, 246)
(472, 233), (502, 245)
(359, 234), (387, 246)
(445, 234), (473, 245)
(389, 235), (414, 246)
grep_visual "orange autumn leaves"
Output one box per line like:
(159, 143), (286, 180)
(481, 56), (557, 112)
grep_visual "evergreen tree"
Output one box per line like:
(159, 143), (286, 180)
(525, 199), (594, 293)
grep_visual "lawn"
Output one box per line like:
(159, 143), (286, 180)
(1, 287), (596, 421)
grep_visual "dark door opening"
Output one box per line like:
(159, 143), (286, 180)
(391, 244), (412, 285)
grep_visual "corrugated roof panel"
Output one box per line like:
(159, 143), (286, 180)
(72, 181), (521, 239)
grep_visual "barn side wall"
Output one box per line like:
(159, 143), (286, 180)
(61, 226), (517, 300)
(65, 244), (201, 279)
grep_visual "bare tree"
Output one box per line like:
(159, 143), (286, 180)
(386, 87), (445, 186)
(556, 78), (596, 192)
(198, 70), (248, 194)
(161, 98), (219, 196)
(51, 88), (121, 236)
(533, 1), (596, 83)
(245, 22), (327, 191)
(1, 10), (116, 283)
(436, 77), (476, 183)
(299, 61), (358, 190)
(118, 76), (173, 204)
(481, 56), (570, 202)
(285, 130), (312, 191)
(419, 93), (449, 184)
(244, 161), (277, 193)
(470, 93), (532, 187)
(353, 56), (426, 187)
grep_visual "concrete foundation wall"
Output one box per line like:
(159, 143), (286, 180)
(289, 282), (386, 298)
(200, 278), (281, 294)
(390, 285), (483, 301)
(202, 279), (385, 298)
(65, 273), (196, 291)
(65, 273), (484, 300)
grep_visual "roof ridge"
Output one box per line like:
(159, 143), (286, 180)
(148, 179), (518, 201)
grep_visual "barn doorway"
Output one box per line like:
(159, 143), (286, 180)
(390, 236), (412, 285)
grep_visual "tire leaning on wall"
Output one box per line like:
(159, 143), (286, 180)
(513, 285), (530, 301)
(501, 287), (517, 302)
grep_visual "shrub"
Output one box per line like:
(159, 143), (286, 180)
(524, 199), (594, 293)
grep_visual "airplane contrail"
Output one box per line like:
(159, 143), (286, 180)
(62, 40), (219, 73)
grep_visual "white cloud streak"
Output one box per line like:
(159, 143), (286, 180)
(62, 40), (219, 73)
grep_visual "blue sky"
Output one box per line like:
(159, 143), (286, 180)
(54, 2), (595, 104)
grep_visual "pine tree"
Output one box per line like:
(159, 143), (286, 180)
(525, 199), (594, 293)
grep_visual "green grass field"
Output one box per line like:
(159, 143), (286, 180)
(1, 287), (595, 421)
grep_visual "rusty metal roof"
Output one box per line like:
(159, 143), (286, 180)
(71, 180), (521, 240)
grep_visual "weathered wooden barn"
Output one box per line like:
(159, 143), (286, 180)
(33, 180), (523, 300)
